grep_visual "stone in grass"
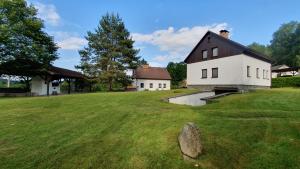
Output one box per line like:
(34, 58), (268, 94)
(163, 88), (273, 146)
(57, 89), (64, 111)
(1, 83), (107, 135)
(178, 122), (203, 160)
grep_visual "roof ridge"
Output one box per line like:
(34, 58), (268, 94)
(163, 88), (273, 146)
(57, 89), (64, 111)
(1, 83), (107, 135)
(184, 30), (272, 63)
(209, 31), (271, 61)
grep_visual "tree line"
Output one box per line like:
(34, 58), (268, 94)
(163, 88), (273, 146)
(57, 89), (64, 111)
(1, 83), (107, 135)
(248, 21), (300, 67)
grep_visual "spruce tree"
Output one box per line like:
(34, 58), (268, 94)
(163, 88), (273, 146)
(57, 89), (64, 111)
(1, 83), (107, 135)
(77, 13), (140, 91)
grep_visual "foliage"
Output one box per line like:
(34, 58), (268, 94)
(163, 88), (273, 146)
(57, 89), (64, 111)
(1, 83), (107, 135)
(77, 13), (141, 91)
(166, 62), (186, 88)
(0, 89), (300, 168)
(137, 58), (148, 65)
(248, 42), (272, 58)
(272, 76), (300, 88)
(0, 0), (58, 75)
(270, 21), (300, 66)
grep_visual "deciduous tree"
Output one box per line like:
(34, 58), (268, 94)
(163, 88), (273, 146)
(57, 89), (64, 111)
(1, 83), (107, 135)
(167, 62), (186, 88)
(248, 42), (272, 58)
(0, 0), (58, 75)
(270, 21), (300, 66)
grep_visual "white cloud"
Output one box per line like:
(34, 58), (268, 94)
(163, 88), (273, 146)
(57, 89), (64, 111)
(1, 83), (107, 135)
(132, 23), (230, 63)
(153, 55), (168, 62)
(34, 2), (60, 26)
(57, 37), (88, 50)
(148, 61), (164, 67)
(49, 31), (87, 50)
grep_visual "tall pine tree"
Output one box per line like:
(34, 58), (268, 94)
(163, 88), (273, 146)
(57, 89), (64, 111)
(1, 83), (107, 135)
(77, 13), (140, 91)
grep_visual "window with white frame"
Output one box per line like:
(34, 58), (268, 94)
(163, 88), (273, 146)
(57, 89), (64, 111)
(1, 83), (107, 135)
(202, 50), (208, 59)
(149, 83), (153, 88)
(140, 83), (144, 88)
(159, 83), (162, 88)
(256, 68), (259, 78)
(163, 83), (166, 88)
(212, 47), (218, 57)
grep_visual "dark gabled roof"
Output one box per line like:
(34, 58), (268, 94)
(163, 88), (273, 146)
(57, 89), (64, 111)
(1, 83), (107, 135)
(184, 31), (272, 63)
(133, 66), (171, 80)
(48, 66), (85, 79)
(0, 59), (84, 79)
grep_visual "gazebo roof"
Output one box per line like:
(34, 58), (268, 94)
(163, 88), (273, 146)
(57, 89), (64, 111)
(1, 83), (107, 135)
(0, 59), (84, 79)
(48, 66), (85, 79)
(272, 66), (300, 73)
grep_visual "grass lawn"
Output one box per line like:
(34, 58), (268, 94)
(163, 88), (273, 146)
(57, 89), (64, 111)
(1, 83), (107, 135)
(0, 88), (300, 169)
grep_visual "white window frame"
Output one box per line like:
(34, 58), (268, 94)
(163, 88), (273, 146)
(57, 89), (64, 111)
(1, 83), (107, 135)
(202, 50), (208, 59)
(212, 47), (218, 57)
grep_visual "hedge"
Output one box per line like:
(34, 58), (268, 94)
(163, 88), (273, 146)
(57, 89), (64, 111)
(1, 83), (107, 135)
(272, 76), (300, 88)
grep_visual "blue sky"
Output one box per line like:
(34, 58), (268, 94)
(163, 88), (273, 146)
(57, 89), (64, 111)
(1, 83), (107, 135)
(28, 0), (300, 70)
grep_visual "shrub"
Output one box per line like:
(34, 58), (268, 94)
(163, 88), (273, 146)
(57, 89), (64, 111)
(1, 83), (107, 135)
(272, 76), (300, 88)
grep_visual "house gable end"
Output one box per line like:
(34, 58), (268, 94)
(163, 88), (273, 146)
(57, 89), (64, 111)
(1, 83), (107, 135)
(184, 31), (244, 64)
(184, 31), (272, 64)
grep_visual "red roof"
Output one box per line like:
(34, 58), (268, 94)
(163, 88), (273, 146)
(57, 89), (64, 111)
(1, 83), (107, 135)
(133, 66), (171, 80)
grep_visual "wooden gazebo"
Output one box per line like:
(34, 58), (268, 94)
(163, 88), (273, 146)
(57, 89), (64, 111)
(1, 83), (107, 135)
(0, 59), (85, 96)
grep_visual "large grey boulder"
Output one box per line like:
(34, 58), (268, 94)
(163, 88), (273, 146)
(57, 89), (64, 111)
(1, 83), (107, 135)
(178, 122), (203, 159)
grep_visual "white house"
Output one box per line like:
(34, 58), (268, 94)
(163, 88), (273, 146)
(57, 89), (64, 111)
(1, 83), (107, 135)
(271, 65), (299, 78)
(184, 30), (272, 91)
(132, 65), (171, 91)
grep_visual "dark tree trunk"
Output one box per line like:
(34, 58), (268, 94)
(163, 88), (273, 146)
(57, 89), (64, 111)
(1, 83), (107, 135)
(21, 76), (31, 92)
(109, 79), (113, 91)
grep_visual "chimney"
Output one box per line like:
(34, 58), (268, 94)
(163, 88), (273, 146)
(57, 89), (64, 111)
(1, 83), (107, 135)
(142, 64), (150, 68)
(219, 30), (229, 39)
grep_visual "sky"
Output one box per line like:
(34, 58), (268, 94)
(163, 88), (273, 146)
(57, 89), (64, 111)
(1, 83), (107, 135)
(27, 0), (300, 70)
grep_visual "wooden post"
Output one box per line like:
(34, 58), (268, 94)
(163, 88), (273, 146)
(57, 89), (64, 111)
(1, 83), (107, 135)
(7, 75), (10, 88)
(46, 80), (50, 96)
(45, 75), (50, 96)
(67, 79), (71, 94)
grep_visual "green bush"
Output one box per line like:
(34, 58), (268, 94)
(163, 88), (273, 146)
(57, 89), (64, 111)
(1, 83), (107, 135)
(272, 76), (300, 88)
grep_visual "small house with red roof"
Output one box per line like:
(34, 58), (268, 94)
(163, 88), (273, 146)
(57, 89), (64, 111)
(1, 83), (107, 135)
(132, 64), (171, 91)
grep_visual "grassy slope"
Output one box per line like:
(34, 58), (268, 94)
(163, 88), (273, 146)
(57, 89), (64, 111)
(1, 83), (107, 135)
(0, 88), (299, 169)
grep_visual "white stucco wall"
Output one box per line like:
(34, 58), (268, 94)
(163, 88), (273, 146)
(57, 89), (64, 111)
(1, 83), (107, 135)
(31, 76), (61, 95)
(187, 54), (271, 87)
(241, 54), (271, 86)
(133, 79), (171, 91)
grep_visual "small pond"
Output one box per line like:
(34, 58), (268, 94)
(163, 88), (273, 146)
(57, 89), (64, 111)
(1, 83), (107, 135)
(168, 92), (215, 106)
